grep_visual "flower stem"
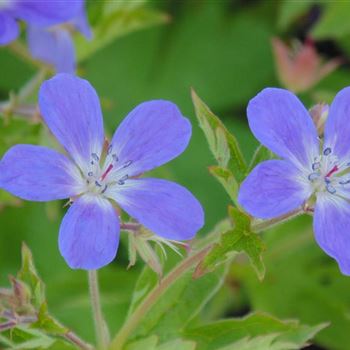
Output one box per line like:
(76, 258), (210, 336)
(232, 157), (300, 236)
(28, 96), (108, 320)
(64, 331), (94, 350)
(109, 246), (211, 350)
(88, 270), (109, 350)
(251, 207), (303, 232)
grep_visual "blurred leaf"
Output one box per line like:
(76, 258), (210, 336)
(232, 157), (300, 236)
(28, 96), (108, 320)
(77, 2), (168, 61)
(248, 145), (274, 172)
(0, 118), (40, 156)
(156, 338), (196, 350)
(191, 89), (247, 183)
(208, 166), (237, 203)
(127, 264), (226, 343)
(32, 303), (68, 335)
(196, 207), (265, 280)
(184, 312), (326, 350)
(126, 336), (158, 350)
(18, 243), (45, 309)
(312, 2), (350, 39)
(235, 215), (350, 350)
(277, 0), (314, 30)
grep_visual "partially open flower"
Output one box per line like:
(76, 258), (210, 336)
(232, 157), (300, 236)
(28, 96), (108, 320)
(271, 37), (341, 93)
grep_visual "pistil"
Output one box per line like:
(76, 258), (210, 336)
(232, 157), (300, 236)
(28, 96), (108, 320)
(325, 165), (339, 178)
(101, 164), (113, 181)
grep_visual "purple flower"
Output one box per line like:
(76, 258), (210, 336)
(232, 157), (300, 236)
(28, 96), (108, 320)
(0, 0), (83, 45)
(0, 74), (204, 270)
(27, 5), (92, 74)
(238, 87), (350, 275)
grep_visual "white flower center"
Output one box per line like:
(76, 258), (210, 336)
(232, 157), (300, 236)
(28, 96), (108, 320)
(307, 147), (349, 196)
(83, 148), (132, 196)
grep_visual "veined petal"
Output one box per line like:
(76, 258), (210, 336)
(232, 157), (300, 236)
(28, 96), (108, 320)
(106, 178), (204, 240)
(247, 88), (319, 168)
(324, 87), (350, 161)
(10, 0), (82, 27)
(59, 195), (119, 270)
(0, 12), (19, 45)
(108, 100), (191, 177)
(314, 194), (350, 275)
(238, 160), (310, 219)
(39, 74), (105, 171)
(0, 144), (82, 201)
(28, 26), (75, 74)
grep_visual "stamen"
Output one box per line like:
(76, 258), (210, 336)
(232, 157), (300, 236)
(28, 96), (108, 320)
(107, 145), (113, 155)
(101, 185), (108, 194)
(123, 160), (132, 168)
(91, 153), (100, 162)
(308, 173), (319, 182)
(118, 175), (129, 185)
(101, 164), (114, 181)
(325, 165), (339, 178)
(323, 147), (332, 156)
(112, 154), (118, 162)
(88, 171), (93, 177)
(326, 184), (336, 194)
(95, 181), (102, 187)
(340, 179), (350, 185)
(312, 162), (321, 171)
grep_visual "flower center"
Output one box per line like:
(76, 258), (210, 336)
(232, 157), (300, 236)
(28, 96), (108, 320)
(84, 149), (132, 196)
(307, 147), (348, 195)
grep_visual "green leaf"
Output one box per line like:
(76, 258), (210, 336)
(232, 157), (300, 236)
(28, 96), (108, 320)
(127, 264), (227, 344)
(191, 89), (247, 183)
(248, 145), (273, 173)
(196, 207), (265, 280)
(208, 166), (238, 203)
(156, 338), (196, 350)
(312, 2), (350, 39)
(32, 303), (68, 335)
(277, 0), (315, 30)
(77, 3), (168, 61)
(17, 243), (46, 309)
(184, 312), (327, 350)
(235, 215), (350, 350)
(126, 336), (158, 350)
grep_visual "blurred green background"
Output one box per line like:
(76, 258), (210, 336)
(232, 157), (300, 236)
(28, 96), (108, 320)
(2, 1), (350, 349)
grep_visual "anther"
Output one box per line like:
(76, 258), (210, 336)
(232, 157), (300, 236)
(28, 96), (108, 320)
(91, 153), (100, 162)
(88, 171), (93, 177)
(95, 181), (102, 187)
(107, 145), (113, 155)
(112, 154), (118, 162)
(323, 147), (332, 156)
(123, 160), (132, 168)
(118, 175), (128, 185)
(326, 184), (336, 194)
(308, 173), (319, 182)
(312, 162), (321, 171)
(340, 179), (350, 185)
(101, 185), (108, 194)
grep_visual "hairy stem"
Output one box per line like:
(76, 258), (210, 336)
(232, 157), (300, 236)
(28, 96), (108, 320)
(64, 331), (94, 350)
(88, 270), (109, 350)
(110, 246), (211, 350)
(251, 207), (303, 232)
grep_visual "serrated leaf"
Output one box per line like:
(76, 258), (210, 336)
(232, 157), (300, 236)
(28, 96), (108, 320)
(32, 303), (68, 335)
(248, 145), (274, 173)
(17, 243), (45, 309)
(127, 264), (226, 344)
(191, 89), (247, 183)
(196, 207), (265, 280)
(77, 4), (168, 61)
(184, 312), (327, 350)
